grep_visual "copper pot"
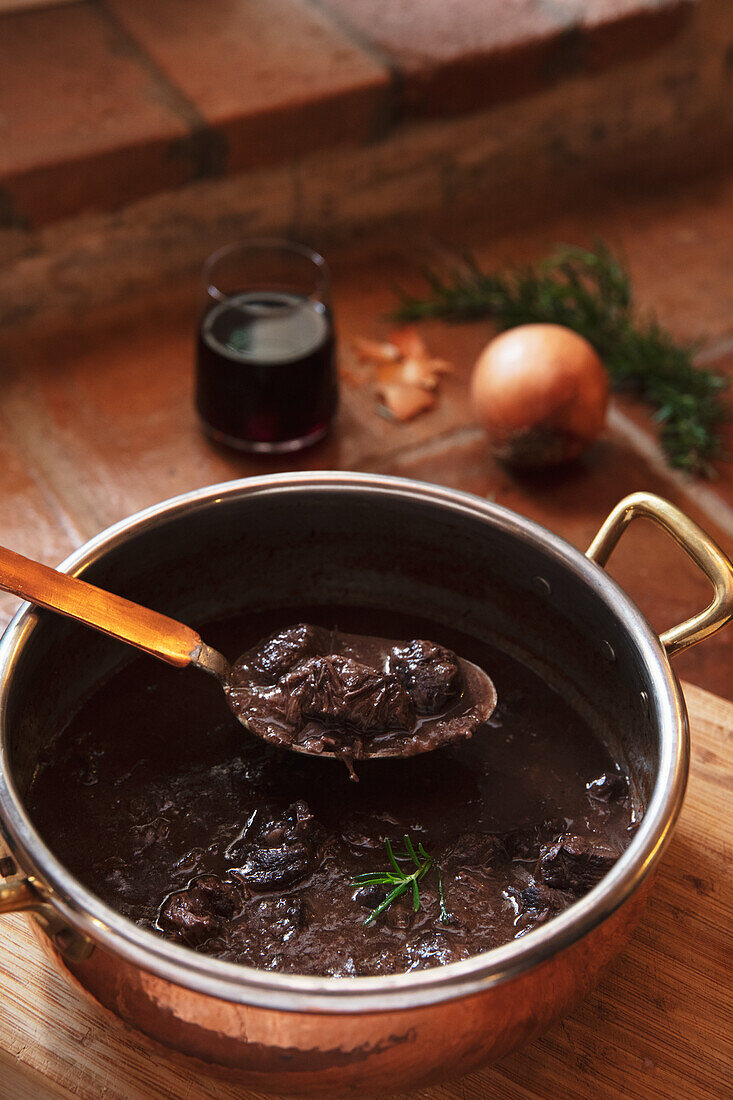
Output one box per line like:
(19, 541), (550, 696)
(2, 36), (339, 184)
(0, 475), (731, 1096)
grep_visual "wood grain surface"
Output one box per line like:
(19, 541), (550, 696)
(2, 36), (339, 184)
(0, 681), (730, 1100)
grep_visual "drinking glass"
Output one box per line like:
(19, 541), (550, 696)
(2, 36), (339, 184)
(195, 239), (337, 452)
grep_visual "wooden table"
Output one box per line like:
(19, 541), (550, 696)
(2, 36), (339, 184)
(0, 681), (729, 1100)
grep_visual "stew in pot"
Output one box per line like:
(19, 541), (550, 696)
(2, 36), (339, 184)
(28, 606), (635, 977)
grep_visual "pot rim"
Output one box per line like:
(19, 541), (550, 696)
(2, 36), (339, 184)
(0, 472), (688, 1014)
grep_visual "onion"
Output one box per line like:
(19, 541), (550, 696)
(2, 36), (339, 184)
(470, 323), (609, 468)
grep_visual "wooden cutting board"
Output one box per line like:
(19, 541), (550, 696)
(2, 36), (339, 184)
(0, 681), (730, 1100)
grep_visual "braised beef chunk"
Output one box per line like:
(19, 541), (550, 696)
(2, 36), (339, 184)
(405, 931), (456, 971)
(586, 771), (628, 802)
(236, 845), (312, 892)
(353, 883), (387, 908)
(444, 831), (500, 869)
(278, 655), (415, 733)
(229, 801), (321, 891)
(516, 881), (566, 921)
(501, 819), (566, 863)
(538, 834), (617, 892)
(390, 640), (460, 713)
(158, 874), (242, 945)
(194, 874), (242, 917)
(248, 624), (329, 682)
(158, 891), (216, 945)
(383, 897), (417, 931)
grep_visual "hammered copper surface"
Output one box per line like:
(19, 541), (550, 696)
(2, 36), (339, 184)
(41, 885), (649, 1097)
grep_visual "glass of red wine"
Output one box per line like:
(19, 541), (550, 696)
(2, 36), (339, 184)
(196, 239), (338, 452)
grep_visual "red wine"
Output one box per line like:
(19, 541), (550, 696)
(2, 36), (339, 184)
(196, 291), (337, 452)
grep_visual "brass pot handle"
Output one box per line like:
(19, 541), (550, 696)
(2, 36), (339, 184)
(0, 875), (93, 959)
(0, 877), (40, 914)
(587, 491), (733, 657)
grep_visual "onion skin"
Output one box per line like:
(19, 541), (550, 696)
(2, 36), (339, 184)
(470, 324), (609, 468)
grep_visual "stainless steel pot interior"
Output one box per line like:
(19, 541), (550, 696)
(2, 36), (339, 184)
(0, 473), (687, 1014)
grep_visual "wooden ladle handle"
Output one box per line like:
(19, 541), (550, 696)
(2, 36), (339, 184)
(0, 546), (203, 667)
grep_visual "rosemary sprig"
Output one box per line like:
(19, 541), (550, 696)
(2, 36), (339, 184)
(437, 868), (451, 924)
(393, 243), (728, 476)
(352, 835), (435, 925)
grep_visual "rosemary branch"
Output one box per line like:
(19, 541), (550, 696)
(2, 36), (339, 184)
(393, 243), (728, 476)
(352, 836), (436, 925)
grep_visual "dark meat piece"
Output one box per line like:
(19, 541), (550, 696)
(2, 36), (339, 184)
(390, 640), (460, 713)
(538, 834), (617, 892)
(383, 898), (418, 932)
(158, 891), (215, 946)
(353, 884), (387, 908)
(355, 889), (417, 931)
(194, 874), (242, 917)
(586, 771), (628, 802)
(406, 931), (457, 970)
(515, 881), (566, 922)
(229, 801), (321, 891)
(243, 624), (328, 683)
(444, 831), (500, 870)
(278, 655), (415, 733)
(501, 819), (566, 862)
(158, 874), (242, 946)
(237, 846), (312, 892)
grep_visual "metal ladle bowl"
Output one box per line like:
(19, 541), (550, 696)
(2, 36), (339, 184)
(0, 546), (496, 761)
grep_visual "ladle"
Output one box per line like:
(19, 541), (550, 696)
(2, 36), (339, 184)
(0, 545), (497, 760)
